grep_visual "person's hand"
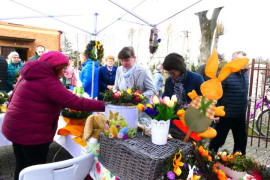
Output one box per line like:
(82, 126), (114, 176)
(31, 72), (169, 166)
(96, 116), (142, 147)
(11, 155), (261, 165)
(213, 117), (220, 123)
(107, 85), (113, 90)
(13, 84), (16, 88)
(156, 92), (159, 96)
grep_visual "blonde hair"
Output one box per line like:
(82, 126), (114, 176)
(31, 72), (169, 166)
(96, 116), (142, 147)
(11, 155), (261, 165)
(105, 55), (115, 61)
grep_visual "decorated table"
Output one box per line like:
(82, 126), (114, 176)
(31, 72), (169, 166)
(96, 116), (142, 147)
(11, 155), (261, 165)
(54, 115), (118, 180)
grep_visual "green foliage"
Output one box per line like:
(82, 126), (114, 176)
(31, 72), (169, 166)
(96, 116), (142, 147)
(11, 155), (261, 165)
(215, 150), (257, 172)
(0, 93), (9, 104)
(85, 40), (104, 62)
(61, 108), (92, 120)
(191, 63), (197, 73)
(102, 88), (144, 105)
(162, 149), (196, 180)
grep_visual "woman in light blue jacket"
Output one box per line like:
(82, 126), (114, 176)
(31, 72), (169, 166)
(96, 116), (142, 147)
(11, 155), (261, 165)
(113, 46), (155, 101)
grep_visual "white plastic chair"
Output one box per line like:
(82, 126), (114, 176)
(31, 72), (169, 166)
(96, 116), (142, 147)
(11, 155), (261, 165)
(19, 153), (94, 180)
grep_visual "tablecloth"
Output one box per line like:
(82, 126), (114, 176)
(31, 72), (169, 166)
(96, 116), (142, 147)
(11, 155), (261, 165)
(54, 116), (117, 180)
(0, 113), (12, 147)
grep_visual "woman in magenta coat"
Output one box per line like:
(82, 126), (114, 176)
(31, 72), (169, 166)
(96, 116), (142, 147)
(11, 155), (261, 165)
(2, 51), (105, 180)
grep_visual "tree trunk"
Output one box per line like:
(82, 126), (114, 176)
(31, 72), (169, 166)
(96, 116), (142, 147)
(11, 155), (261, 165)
(197, 7), (223, 65)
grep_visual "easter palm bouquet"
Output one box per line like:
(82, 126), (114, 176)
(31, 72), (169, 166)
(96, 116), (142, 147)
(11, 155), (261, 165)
(138, 95), (178, 121)
(103, 88), (145, 105)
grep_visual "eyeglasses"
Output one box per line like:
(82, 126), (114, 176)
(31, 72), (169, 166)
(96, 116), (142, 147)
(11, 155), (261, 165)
(13, 57), (19, 59)
(165, 71), (177, 76)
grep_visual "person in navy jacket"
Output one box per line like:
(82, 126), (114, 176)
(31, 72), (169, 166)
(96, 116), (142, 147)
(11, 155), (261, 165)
(209, 51), (249, 155)
(98, 55), (117, 100)
(162, 53), (204, 108)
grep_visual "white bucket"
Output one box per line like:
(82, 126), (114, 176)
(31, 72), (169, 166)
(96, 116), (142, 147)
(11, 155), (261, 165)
(104, 104), (138, 139)
(151, 119), (170, 145)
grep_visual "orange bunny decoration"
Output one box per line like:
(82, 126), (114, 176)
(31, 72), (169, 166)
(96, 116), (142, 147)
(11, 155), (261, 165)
(174, 49), (249, 142)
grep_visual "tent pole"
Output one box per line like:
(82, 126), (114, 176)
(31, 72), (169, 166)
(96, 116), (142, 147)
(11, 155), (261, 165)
(91, 12), (98, 99)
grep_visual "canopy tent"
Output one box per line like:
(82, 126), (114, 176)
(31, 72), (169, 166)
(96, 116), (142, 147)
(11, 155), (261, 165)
(1, 0), (225, 98)
(1, 0), (225, 36)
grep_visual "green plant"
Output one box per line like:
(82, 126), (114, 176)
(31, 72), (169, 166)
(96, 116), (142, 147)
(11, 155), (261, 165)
(0, 92), (9, 104)
(61, 108), (92, 120)
(102, 88), (145, 105)
(85, 40), (104, 61)
(138, 95), (178, 121)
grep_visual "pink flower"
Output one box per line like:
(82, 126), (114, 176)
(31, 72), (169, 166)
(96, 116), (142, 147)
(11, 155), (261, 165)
(135, 95), (139, 101)
(135, 90), (142, 94)
(113, 92), (120, 99)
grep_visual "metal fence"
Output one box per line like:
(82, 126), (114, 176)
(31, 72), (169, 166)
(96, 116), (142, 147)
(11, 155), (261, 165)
(246, 58), (270, 147)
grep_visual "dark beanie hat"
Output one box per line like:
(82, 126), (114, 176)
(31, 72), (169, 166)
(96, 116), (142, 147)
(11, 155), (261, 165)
(39, 51), (69, 67)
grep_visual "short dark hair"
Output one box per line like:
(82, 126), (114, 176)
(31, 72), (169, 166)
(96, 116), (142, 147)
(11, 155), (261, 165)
(118, 46), (135, 59)
(162, 53), (187, 74)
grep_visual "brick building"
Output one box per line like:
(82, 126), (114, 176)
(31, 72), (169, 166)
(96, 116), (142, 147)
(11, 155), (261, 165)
(0, 21), (61, 62)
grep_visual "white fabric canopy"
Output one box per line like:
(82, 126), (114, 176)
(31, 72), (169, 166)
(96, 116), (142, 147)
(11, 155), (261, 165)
(1, 0), (225, 35)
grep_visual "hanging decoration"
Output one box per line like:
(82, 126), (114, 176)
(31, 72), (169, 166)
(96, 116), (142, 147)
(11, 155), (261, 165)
(149, 27), (161, 54)
(85, 40), (104, 61)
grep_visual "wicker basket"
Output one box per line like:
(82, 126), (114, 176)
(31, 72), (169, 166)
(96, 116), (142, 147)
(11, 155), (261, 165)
(99, 132), (192, 180)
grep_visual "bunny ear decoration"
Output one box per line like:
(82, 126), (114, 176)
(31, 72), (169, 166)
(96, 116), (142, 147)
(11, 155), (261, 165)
(205, 48), (219, 79)
(218, 58), (249, 82)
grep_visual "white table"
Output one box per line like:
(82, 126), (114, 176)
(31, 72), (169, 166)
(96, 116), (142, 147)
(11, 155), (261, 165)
(53, 116), (84, 157)
(0, 113), (12, 147)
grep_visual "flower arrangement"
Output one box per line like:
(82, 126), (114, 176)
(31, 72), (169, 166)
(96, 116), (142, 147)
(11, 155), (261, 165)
(137, 95), (178, 121)
(0, 92), (9, 113)
(162, 149), (200, 180)
(61, 108), (92, 120)
(61, 87), (92, 120)
(102, 88), (145, 105)
(0, 92), (9, 104)
(85, 40), (104, 61)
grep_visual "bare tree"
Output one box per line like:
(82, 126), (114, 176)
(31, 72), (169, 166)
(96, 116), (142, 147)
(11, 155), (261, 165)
(213, 22), (224, 49)
(128, 28), (136, 46)
(166, 24), (174, 54)
(196, 7), (223, 64)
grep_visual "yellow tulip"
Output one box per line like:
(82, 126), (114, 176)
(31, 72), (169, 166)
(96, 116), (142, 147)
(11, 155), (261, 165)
(119, 92), (123, 96)
(146, 104), (153, 109)
(171, 95), (177, 103)
(152, 96), (159, 104)
(126, 88), (132, 94)
(137, 103), (145, 111)
(167, 100), (174, 108)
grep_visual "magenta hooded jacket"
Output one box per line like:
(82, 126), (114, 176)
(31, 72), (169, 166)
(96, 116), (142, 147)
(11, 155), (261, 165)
(2, 60), (105, 145)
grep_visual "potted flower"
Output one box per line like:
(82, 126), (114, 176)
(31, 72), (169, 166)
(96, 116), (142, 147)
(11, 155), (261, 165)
(0, 92), (9, 113)
(137, 95), (178, 145)
(102, 88), (145, 139)
(215, 151), (256, 179)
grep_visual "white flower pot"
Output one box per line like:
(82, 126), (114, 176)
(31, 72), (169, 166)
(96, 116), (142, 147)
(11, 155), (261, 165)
(104, 104), (138, 139)
(151, 119), (170, 145)
(217, 162), (247, 180)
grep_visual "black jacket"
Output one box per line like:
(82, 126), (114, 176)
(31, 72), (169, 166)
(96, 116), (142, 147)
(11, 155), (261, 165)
(217, 69), (249, 118)
(0, 55), (8, 91)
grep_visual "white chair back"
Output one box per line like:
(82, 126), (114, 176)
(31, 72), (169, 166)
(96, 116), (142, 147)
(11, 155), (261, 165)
(19, 153), (94, 180)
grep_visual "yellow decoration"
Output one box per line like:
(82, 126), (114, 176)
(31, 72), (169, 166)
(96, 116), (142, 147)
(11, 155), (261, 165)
(173, 150), (184, 176)
(109, 125), (118, 138)
(109, 111), (119, 121)
(126, 88), (132, 94)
